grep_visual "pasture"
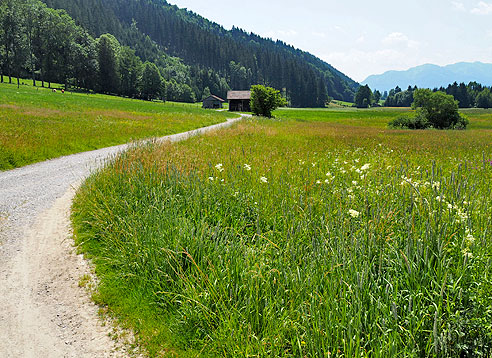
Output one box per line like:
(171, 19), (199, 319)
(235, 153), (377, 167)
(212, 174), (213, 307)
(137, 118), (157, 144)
(0, 82), (231, 170)
(72, 109), (492, 356)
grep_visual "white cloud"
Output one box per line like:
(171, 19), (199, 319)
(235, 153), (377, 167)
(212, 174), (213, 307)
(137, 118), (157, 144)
(356, 35), (366, 44)
(382, 32), (420, 49)
(312, 31), (326, 38)
(471, 1), (492, 14)
(452, 1), (466, 11)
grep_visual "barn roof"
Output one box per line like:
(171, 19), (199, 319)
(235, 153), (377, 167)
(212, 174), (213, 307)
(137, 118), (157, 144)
(204, 95), (225, 102)
(227, 91), (251, 100)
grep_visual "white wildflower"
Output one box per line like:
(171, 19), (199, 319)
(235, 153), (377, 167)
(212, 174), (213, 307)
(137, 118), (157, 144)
(361, 163), (371, 171)
(260, 176), (268, 183)
(215, 163), (224, 172)
(462, 248), (473, 259)
(208, 177), (214, 181)
(348, 209), (360, 218)
(244, 164), (251, 171)
(465, 233), (476, 245)
(352, 180), (358, 186)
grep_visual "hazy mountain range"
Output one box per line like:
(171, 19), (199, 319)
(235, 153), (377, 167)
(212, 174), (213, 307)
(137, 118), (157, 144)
(362, 62), (492, 92)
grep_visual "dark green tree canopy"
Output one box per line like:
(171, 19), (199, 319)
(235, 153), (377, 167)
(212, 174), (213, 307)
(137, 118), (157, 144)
(354, 85), (373, 108)
(141, 61), (163, 100)
(97, 33), (120, 94)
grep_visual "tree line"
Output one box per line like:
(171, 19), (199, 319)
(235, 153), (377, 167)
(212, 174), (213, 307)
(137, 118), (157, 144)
(354, 82), (492, 109)
(383, 82), (492, 109)
(0, 0), (226, 101)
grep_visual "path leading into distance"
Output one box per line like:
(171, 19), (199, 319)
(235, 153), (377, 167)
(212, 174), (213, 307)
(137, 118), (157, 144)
(0, 116), (244, 357)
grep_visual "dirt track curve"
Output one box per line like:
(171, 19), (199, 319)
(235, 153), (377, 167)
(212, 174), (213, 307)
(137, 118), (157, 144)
(0, 116), (243, 357)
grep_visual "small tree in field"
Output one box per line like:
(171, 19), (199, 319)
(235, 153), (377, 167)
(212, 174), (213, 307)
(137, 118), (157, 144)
(250, 85), (287, 118)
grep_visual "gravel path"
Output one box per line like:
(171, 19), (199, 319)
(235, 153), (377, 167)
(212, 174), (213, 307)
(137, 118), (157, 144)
(0, 116), (244, 357)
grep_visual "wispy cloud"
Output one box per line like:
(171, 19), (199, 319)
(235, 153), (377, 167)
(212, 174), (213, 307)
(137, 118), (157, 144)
(452, 1), (466, 11)
(311, 31), (326, 38)
(471, 1), (492, 14)
(382, 32), (420, 49)
(356, 35), (366, 44)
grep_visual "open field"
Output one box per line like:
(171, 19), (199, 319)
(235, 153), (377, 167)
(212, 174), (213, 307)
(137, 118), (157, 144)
(0, 82), (232, 170)
(72, 109), (492, 356)
(275, 107), (492, 130)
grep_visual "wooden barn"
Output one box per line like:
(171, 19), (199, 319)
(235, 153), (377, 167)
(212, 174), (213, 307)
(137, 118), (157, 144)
(202, 95), (225, 109)
(227, 91), (251, 112)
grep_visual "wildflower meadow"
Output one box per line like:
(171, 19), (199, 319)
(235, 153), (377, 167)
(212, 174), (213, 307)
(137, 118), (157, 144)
(72, 113), (492, 357)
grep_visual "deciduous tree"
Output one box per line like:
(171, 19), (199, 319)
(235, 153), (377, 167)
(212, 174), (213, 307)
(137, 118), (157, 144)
(250, 84), (287, 118)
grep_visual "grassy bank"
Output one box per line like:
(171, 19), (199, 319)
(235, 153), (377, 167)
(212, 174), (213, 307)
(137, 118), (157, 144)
(72, 110), (492, 356)
(0, 82), (232, 170)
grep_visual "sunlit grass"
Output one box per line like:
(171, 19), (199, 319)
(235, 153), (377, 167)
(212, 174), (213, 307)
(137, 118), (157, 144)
(0, 82), (232, 170)
(73, 111), (492, 357)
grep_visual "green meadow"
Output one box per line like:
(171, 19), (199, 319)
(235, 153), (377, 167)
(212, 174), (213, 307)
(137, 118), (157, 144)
(0, 82), (231, 170)
(72, 109), (492, 356)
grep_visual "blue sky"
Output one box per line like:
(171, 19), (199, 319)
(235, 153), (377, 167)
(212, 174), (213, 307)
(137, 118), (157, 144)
(167, 0), (492, 82)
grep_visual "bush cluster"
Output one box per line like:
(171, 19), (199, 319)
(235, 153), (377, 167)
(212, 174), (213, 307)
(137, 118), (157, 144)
(389, 89), (469, 130)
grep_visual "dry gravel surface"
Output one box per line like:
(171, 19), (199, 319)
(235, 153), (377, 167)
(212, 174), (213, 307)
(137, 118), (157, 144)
(0, 116), (244, 357)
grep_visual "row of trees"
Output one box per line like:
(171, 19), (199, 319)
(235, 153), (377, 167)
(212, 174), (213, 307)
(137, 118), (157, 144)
(383, 82), (492, 109)
(0, 0), (210, 101)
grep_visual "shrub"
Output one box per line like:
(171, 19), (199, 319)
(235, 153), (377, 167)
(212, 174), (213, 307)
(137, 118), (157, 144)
(389, 113), (429, 129)
(389, 89), (469, 130)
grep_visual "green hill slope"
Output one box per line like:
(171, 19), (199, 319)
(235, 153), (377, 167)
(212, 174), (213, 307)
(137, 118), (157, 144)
(41, 0), (358, 106)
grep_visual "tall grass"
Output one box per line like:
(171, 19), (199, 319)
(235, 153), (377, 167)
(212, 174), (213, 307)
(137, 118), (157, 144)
(72, 116), (492, 357)
(0, 82), (232, 170)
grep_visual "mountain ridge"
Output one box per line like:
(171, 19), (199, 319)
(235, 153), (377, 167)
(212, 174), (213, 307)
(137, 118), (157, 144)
(363, 62), (492, 92)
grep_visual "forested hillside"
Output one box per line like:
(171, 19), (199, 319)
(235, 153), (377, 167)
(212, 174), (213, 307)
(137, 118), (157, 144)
(39, 0), (358, 106)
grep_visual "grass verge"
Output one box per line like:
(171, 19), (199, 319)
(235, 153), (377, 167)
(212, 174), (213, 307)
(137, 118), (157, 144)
(0, 82), (233, 170)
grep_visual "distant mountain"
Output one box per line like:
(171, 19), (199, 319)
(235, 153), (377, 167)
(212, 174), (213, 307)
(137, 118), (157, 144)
(363, 62), (492, 92)
(41, 0), (358, 106)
